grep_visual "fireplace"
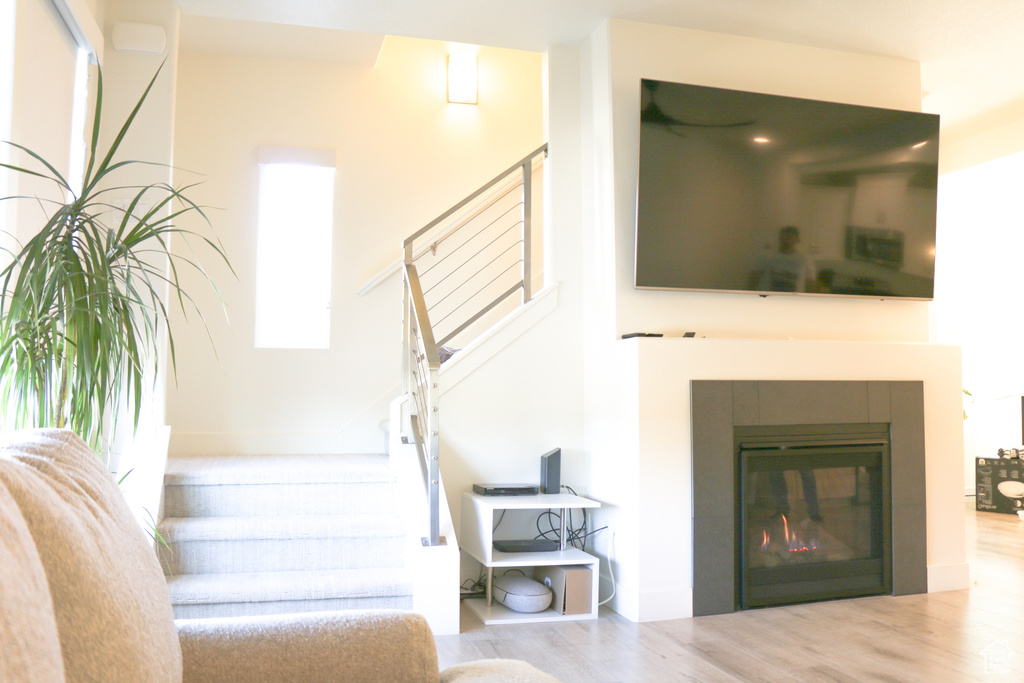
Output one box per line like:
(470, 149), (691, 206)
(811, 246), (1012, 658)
(736, 424), (892, 608)
(691, 380), (927, 616)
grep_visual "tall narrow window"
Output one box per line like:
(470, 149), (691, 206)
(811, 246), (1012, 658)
(255, 147), (336, 349)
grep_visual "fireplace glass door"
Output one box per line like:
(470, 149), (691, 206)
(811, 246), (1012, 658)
(738, 429), (892, 609)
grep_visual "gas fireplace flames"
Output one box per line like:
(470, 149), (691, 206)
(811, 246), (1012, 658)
(758, 513), (821, 555)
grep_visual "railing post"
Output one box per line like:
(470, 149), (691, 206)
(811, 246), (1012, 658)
(426, 366), (440, 546)
(401, 241), (415, 399)
(401, 282), (410, 401)
(521, 157), (533, 304)
(404, 263), (442, 547)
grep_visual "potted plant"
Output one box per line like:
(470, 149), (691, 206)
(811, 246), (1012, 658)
(0, 64), (229, 454)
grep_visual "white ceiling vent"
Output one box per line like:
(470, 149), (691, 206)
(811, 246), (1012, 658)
(111, 22), (166, 55)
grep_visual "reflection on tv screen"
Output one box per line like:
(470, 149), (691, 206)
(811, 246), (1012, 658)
(634, 79), (940, 300)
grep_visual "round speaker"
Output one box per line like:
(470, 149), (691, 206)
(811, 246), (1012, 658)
(492, 575), (552, 613)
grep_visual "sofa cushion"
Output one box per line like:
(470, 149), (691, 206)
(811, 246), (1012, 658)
(0, 478), (64, 681)
(177, 610), (441, 683)
(0, 429), (182, 682)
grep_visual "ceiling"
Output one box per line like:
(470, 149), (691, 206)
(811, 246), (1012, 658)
(173, 0), (1024, 137)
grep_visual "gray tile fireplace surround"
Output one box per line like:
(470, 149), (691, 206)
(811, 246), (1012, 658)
(691, 380), (927, 616)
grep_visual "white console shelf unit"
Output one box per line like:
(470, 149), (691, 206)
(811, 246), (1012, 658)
(461, 491), (601, 625)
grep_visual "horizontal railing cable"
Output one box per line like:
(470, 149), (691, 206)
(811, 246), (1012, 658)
(418, 184), (523, 266)
(422, 222), (520, 299)
(429, 245), (522, 324)
(435, 281), (524, 348)
(416, 200), (522, 280)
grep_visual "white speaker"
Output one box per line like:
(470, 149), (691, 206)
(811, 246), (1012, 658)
(492, 575), (551, 613)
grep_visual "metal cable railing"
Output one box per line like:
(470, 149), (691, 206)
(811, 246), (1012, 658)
(401, 143), (547, 547)
(403, 262), (441, 546)
(418, 189), (522, 280)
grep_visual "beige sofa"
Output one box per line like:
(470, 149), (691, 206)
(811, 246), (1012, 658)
(0, 429), (559, 683)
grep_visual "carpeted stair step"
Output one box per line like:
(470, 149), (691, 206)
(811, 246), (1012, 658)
(157, 513), (406, 575)
(161, 452), (412, 619)
(166, 568), (414, 619)
(163, 453), (394, 518)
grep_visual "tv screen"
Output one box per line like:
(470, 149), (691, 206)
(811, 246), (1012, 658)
(635, 79), (940, 299)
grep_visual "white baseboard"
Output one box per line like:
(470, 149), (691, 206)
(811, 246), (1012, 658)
(928, 562), (971, 592)
(606, 585), (693, 623)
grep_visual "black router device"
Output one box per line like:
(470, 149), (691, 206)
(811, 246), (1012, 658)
(473, 483), (539, 496)
(493, 539), (559, 553)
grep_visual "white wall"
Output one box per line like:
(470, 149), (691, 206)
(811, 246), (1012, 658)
(935, 151), (1024, 488)
(940, 100), (1024, 176)
(595, 20), (935, 343)
(577, 19), (965, 622)
(932, 82), (1024, 491)
(0, 0), (12, 241)
(7, 0), (82, 248)
(94, 0), (180, 519)
(166, 35), (544, 455)
(437, 41), (594, 585)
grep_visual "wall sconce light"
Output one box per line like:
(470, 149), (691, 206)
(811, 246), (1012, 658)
(447, 53), (478, 104)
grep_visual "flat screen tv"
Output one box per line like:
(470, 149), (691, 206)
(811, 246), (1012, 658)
(635, 79), (940, 299)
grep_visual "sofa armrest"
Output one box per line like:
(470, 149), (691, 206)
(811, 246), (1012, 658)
(176, 609), (440, 683)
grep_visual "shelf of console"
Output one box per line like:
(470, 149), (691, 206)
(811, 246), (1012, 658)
(461, 551), (601, 624)
(464, 595), (598, 625)
(481, 547), (596, 568)
(461, 492), (601, 565)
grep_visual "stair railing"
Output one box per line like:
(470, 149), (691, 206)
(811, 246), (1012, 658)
(403, 262), (441, 546)
(401, 143), (547, 547)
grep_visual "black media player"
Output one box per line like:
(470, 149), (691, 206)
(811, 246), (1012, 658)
(472, 483), (539, 496)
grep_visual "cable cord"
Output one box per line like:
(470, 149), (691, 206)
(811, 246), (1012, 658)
(533, 509), (606, 551)
(597, 530), (617, 606)
(548, 485), (616, 606)
(532, 484), (608, 551)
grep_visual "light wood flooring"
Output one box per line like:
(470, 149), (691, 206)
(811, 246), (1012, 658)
(435, 499), (1024, 682)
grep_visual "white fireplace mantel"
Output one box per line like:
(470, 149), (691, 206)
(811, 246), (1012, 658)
(588, 337), (968, 622)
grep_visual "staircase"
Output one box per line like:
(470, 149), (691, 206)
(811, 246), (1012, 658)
(158, 453), (413, 619)
(155, 145), (546, 629)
